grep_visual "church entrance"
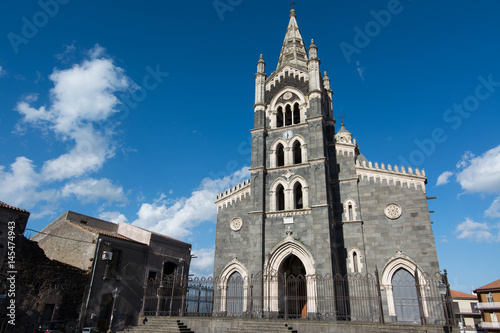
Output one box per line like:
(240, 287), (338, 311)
(226, 272), (244, 316)
(278, 254), (307, 318)
(392, 268), (420, 322)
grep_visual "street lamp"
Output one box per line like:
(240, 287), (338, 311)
(107, 287), (120, 333)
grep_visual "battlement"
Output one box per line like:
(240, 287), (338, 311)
(215, 179), (251, 211)
(266, 66), (309, 91)
(356, 159), (427, 192)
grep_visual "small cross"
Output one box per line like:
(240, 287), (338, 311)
(339, 110), (346, 126)
(289, 1), (296, 9)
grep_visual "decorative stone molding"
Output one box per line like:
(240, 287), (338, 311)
(230, 217), (243, 231)
(356, 159), (427, 192)
(266, 209), (312, 218)
(215, 179), (251, 211)
(384, 203), (402, 220)
(266, 66), (309, 91)
(347, 247), (363, 273)
(343, 198), (358, 222)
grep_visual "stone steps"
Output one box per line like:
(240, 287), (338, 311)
(122, 317), (194, 333)
(225, 320), (297, 333)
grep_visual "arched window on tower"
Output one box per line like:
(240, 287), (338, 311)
(348, 203), (353, 221)
(277, 106), (283, 128)
(277, 144), (285, 167)
(285, 105), (292, 126)
(353, 251), (359, 273)
(293, 141), (302, 164)
(294, 182), (303, 209)
(293, 103), (300, 124)
(277, 184), (285, 211)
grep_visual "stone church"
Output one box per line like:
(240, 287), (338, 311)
(213, 9), (441, 324)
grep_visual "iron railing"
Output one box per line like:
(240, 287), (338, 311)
(141, 269), (453, 326)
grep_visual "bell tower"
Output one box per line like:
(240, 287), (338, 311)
(248, 7), (340, 278)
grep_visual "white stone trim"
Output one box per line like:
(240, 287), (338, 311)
(343, 198), (358, 222)
(216, 179), (251, 211)
(263, 237), (317, 314)
(381, 255), (428, 318)
(218, 259), (249, 313)
(356, 161), (427, 193)
(266, 68), (309, 92)
(270, 176), (309, 212)
(347, 247), (363, 273)
(270, 135), (307, 169)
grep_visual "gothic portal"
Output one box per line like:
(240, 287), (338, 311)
(213, 9), (440, 323)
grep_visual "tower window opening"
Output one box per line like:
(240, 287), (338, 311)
(277, 185), (285, 211)
(348, 204), (353, 221)
(294, 182), (303, 209)
(277, 106), (284, 127)
(293, 103), (300, 124)
(293, 141), (302, 164)
(277, 144), (285, 167)
(285, 105), (292, 126)
(353, 251), (359, 272)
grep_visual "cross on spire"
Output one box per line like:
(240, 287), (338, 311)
(339, 110), (346, 126)
(289, 1), (296, 9)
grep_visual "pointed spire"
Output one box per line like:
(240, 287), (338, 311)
(276, 8), (308, 71)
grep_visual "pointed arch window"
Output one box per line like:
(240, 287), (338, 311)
(285, 105), (292, 126)
(353, 251), (359, 273)
(277, 144), (285, 167)
(293, 103), (300, 124)
(294, 182), (303, 209)
(277, 106), (284, 128)
(277, 184), (285, 211)
(293, 141), (302, 164)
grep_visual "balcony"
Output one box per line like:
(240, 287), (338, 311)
(479, 321), (500, 330)
(477, 302), (500, 310)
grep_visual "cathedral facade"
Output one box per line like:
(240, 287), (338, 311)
(213, 9), (441, 323)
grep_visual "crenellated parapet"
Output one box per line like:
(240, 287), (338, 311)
(356, 159), (427, 192)
(215, 179), (251, 211)
(266, 66), (309, 92)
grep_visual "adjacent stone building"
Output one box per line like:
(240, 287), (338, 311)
(32, 211), (192, 331)
(213, 9), (441, 324)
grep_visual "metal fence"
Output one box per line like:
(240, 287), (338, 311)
(141, 269), (452, 325)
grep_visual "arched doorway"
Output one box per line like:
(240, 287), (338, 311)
(278, 255), (307, 318)
(226, 272), (244, 315)
(392, 268), (420, 322)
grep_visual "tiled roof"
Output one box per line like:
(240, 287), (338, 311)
(0, 201), (29, 213)
(475, 279), (500, 293)
(69, 222), (132, 241)
(451, 290), (477, 299)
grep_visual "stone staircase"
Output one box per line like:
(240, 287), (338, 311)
(224, 320), (297, 333)
(122, 317), (194, 333)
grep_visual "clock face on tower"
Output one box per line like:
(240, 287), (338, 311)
(283, 130), (293, 140)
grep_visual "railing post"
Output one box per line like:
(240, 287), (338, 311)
(180, 276), (187, 317)
(414, 268), (426, 325)
(197, 285), (201, 314)
(156, 281), (162, 316)
(284, 272), (288, 321)
(374, 266), (385, 324)
(250, 274), (254, 319)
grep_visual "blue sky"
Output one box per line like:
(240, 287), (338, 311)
(0, 1), (499, 291)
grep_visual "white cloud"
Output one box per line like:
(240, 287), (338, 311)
(0, 66), (5, 77)
(436, 171), (453, 186)
(16, 44), (131, 182)
(455, 217), (499, 242)
(99, 211), (128, 224)
(0, 157), (58, 209)
(0, 45), (133, 210)
(61, 178), (126, 203)
(132, 167), (250, 239)
(485, 196), (500, 218)
(456, 151), (475, 169)
(456, 145), (500, 194)
(190, 247), (215, 277)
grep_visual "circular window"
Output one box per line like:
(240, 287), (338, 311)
(230, 217), (243, 231)
(385, 203), (402, 220)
